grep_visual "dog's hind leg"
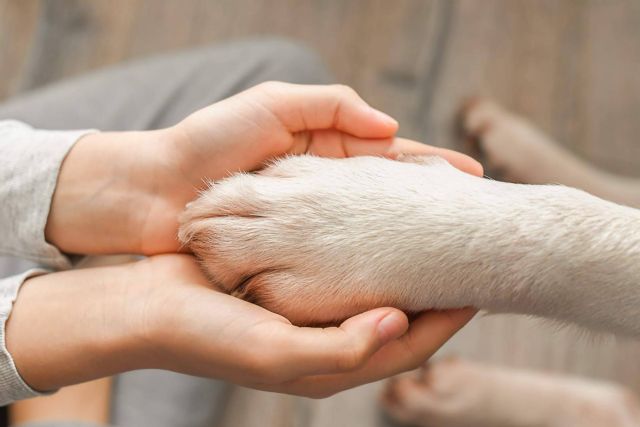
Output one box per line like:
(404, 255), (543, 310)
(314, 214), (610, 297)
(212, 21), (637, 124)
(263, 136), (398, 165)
(381, 357), (640, 427)
(461, 99), (640, 209)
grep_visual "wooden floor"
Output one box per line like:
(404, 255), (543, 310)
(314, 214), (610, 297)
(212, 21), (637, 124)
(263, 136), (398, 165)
(2, 1), (640, 426)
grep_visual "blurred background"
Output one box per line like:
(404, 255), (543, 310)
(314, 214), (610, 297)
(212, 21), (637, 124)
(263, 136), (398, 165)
(1, 1), (639, 426)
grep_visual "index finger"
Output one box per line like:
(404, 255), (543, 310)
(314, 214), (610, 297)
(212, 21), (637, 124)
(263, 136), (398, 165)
(345, 136), (484, 177)
(256, 82), (399, 138)
(388, 138), (484, 177)
(298, 130), (483, 177)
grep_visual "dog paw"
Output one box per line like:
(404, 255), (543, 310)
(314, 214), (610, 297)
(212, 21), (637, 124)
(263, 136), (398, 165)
(381, 357), (640, 427)
(179, 154), (481, 325)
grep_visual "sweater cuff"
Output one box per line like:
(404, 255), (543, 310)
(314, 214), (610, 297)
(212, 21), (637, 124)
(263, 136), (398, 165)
(0, 269), (56, 405)
(0, 121), (97, 270)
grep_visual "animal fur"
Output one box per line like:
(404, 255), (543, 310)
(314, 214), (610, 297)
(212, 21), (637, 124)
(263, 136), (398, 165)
(178, 154), (640, 335)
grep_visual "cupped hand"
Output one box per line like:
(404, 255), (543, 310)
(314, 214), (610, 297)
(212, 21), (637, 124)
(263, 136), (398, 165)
(180, 154), (494, 327)
(132, 255), (475, 398)
(47, 82), (481, 256)
(137, 82), (483, 254)
(8, 249), (474, 397)
(35, 82), (482, 397)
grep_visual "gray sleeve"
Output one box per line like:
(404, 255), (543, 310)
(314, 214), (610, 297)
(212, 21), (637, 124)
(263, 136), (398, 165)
(0, 269), (55, 405)
(0, 120), (96, 270)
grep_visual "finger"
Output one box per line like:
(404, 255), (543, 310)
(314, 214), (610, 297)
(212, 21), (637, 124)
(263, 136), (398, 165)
(274, 308), (476, 398)
(389, 138), (484, 177)
(291, 130), (483, 177)
(265, 307), (409, 382)
(257, 82), (398, 138)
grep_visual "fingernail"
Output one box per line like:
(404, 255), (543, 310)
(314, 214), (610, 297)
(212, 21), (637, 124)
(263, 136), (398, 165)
(372, 109), (399, 127)
(377, 311), (405, 341)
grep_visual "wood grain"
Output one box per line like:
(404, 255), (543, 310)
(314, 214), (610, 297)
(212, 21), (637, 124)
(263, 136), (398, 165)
(1, 1), (639, 425)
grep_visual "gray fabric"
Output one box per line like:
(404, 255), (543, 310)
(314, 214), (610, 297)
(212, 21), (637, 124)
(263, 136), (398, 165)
(0, 38), (330, 130)
(0, 37), (330, 424)
(14, 423), (102, 427)
(0, 270), (50, 405)
(0, 121), (95, 270)
(0, 121), (95, 404)
(112, 371), (230, 427)
(15, 423), (103, 427)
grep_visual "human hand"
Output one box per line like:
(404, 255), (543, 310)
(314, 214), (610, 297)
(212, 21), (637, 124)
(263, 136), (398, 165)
(6, 254), (474, 397)
(45, 82), (482, 255)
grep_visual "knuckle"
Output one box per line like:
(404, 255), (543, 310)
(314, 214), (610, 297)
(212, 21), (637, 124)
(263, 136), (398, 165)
(255, 80), (286, 93)
(335, 342), (368, 371)
(332, 84), (358, 98)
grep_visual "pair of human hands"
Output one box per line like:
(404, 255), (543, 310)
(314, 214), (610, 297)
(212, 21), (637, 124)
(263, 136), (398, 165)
(37, 82), (481, 397)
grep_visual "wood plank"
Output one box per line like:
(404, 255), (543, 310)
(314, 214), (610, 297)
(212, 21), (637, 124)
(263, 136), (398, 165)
(1, 1), (639, 425)
(0, 0), (40, 98)
(583, 0), (640, 175)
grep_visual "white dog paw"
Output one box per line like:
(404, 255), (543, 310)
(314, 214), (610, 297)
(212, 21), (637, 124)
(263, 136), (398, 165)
(179, 154), (478, 325)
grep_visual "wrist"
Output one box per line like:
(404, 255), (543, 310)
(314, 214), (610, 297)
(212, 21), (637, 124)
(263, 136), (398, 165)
(120, 255), (205, 371)
(5, 262), (150, 390)
(45, 130), (171, 255)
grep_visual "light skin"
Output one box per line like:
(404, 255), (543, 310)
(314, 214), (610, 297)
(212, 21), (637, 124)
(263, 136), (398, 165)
(6, 82), (482, 398)
(10, 378), (112, 425)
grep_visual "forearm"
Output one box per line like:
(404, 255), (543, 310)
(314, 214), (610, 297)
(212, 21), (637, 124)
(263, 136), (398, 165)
(5, 263), (148, 391)
(468, 184), (640, 335)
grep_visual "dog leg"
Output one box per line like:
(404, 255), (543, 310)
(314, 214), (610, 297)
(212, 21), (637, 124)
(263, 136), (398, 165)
(462, 99), (640, 208)
(179, 155), (640, 333)
(381, 357), (640, 427)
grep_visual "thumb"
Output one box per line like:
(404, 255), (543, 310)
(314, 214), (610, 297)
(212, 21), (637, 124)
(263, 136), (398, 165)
(340, 307), (410, 348)
(275, 308), (409, 379)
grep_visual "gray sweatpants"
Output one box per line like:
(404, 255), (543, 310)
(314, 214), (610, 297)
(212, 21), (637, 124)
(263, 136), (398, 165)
(0, 38), (331, 427)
